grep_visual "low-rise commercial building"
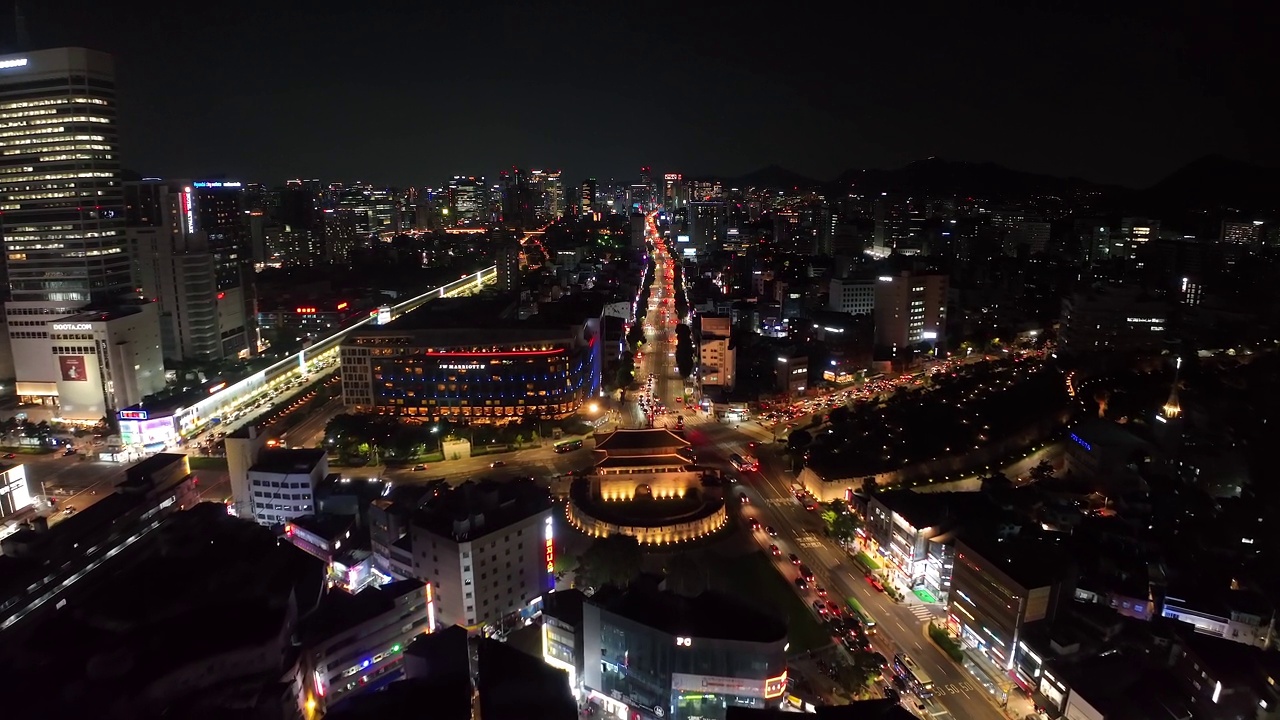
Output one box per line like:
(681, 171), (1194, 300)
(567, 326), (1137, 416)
(863, 491), (1002, 602)
(948, 535), (1075, 679)
(339, 296), (602, 422)
(775, 352), (808, 395)
(302, 579), (433, 711)
(285, 513), (380, 594)
(1160, 588), (1275, 649)
(580, 584), (789, 720)
(8, 301), (166, 421)
(1058, 286), (1170, 358)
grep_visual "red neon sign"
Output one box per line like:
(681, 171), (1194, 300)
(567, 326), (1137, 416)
(545, 537), (555, 572)
(426, 349), (565, 357)
(337, 301), (349, 310)
(296, 306), (317, 314)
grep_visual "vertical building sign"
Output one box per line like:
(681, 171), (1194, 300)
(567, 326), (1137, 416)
(181, 186), (195, 234)
(544, 517), (555, 590)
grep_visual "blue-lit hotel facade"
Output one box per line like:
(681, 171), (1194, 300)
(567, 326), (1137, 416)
(340, 317), (601, 422)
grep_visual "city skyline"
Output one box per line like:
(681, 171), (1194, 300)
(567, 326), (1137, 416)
(9, 1), (1276, 189)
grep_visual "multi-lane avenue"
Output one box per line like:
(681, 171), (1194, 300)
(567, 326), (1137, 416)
(623, 212), (1009, 720)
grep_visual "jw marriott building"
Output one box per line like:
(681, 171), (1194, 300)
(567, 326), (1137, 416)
(0, 48), (164, 420)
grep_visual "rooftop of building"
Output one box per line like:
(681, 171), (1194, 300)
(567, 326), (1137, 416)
(0, 504), (326, 717)
(1070, 419), (1153, 452)
(413, 478), (551, 543)
(1161, 583), (1273, 620)
(956, 532), (1074, 591)
(298, 580), (424, 647)
(1052, 656), (1194, 720)
(543, 588), (587, 626)
(1170, 619), (1280, 685)
(591, 584), (787, 645)
(249, 447), (327, 475)
(57, 301), (150, 324)
(593, 427), (690, 451)
(326, 677), (472, 720)
(869, 489), (1000, 535)
(362, 293), (605, 336)
(596, 453), (694, 469)
(287, 512), (356, 541)
(476, 637), (576, 720)
(120, 452), (187, 487)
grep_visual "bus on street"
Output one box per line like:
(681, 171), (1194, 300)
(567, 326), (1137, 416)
(894, 653), (934, 698)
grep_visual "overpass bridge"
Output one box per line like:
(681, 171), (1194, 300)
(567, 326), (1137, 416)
(164, 266), (496, 437)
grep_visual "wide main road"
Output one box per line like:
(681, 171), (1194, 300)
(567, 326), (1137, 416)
(678, 417), (1002, 720)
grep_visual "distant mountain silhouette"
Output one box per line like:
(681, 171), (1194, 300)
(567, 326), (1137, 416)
(704, 156), (1279, 213)
(1137, 155), (1280, 213)
(832, 157), (1110, 199)
(722, 164), (822, 190)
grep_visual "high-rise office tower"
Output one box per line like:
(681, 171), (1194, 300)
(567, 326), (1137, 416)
(529, 169), (564, 221)
(500, 168), (535, 229)
(579, 178), (598, 215)
(193, 180), (254, 356)
(663, 173), (684, 209)
(447, 176), (486, 226)
(125, 180), (250, 361)
(873, 272), (948, 355)
(0, 48), (164, 419)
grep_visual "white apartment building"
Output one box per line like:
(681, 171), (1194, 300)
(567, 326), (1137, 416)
(408, 480), (554, 632)
(697, 315), (735, 390)
(828, 276), (875, 316)
(246, 448), (329, 526)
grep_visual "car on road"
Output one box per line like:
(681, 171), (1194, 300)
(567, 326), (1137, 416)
(2, 452), (13, 459)
(815, 586), (827, 597)
(62, 506), (76, 516)
(63, 448), (77, 456)
(412, 464), (426, 471)
(769, 544), (781, 556)
(489, 460), (506, 468)
(749, 519), (761, 531)
(739, 493), (749, 504)
(765, 526), (778, 537)
(798, 564), (814, 582)
(788, 553), (800, 565)
(883, 687), (900, 702)
(811, 600), (828, 615)
(868, 575), (885, 592)
(794, 577), (809, 590)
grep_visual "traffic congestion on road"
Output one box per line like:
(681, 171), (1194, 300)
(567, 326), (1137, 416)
(608, 210), (1012, 719)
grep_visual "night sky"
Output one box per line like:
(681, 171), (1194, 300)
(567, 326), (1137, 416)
(17, 1), (1278, 189)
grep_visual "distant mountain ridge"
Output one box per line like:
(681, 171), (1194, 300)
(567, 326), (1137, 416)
(706, 156), (1280, 212)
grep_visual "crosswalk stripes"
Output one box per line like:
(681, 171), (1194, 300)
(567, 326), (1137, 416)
(907, 604), (934, 621)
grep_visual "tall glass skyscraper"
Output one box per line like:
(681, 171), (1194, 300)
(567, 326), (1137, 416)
(0, 47), (130, 303)
(0, 48), (165, 420)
